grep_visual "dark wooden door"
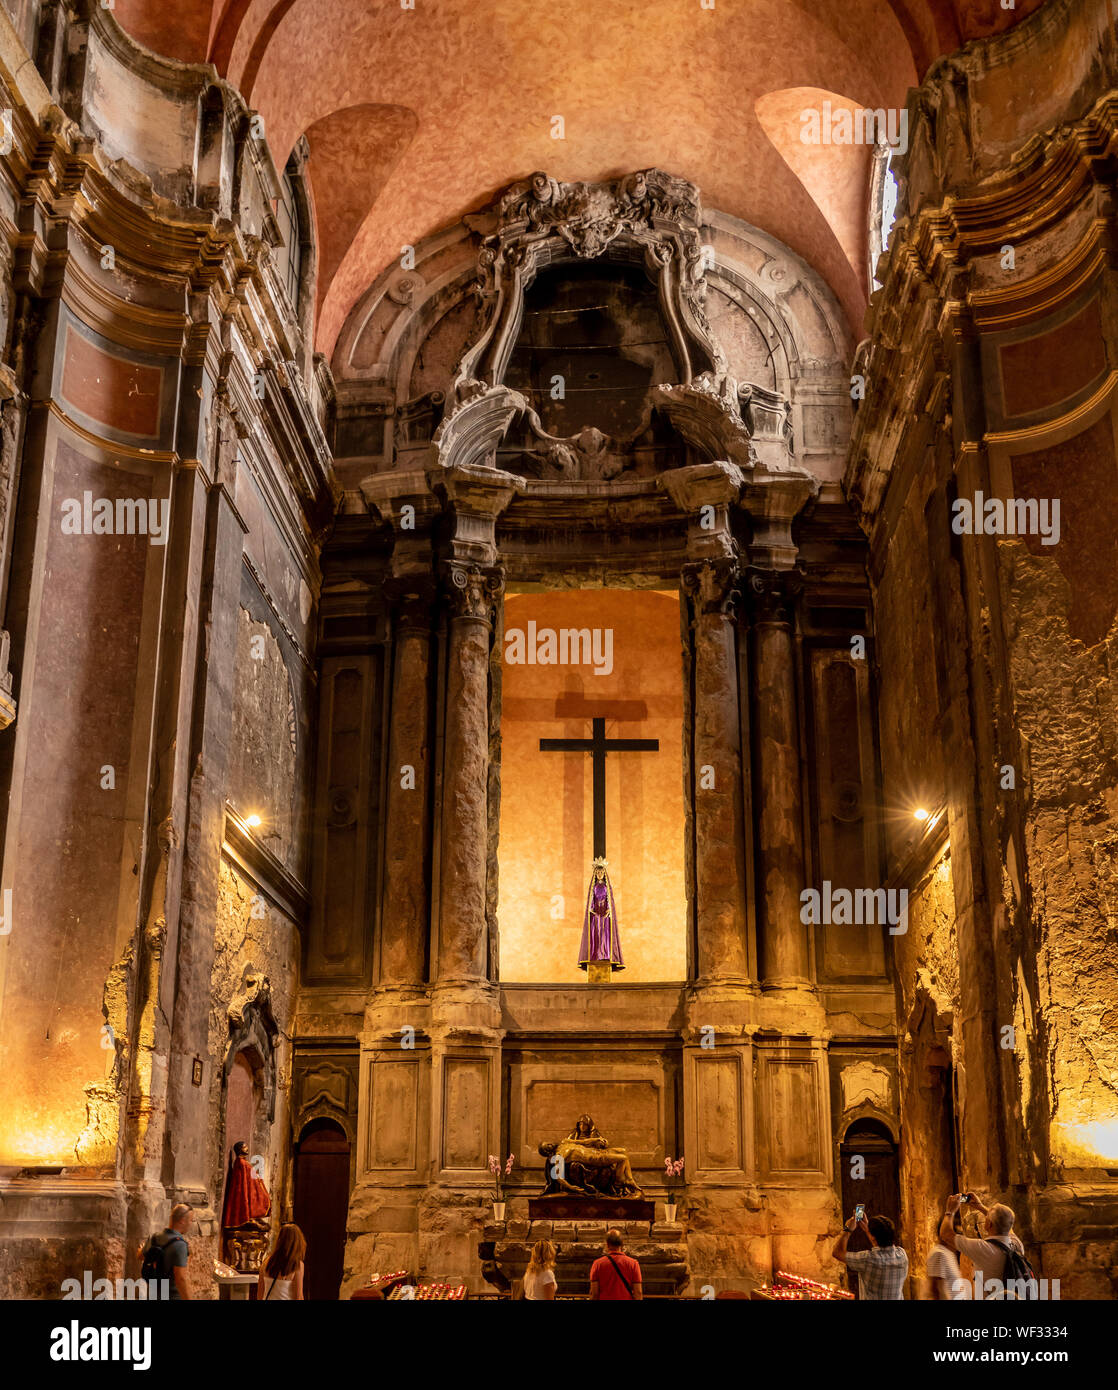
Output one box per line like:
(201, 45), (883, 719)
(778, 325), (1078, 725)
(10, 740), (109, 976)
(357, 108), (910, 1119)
(839, 1120), (901, 1298)
(293, 1120), (350, 1300)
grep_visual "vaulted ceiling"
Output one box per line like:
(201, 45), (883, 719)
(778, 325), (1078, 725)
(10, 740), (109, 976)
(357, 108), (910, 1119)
(114, 0), (1045, 358)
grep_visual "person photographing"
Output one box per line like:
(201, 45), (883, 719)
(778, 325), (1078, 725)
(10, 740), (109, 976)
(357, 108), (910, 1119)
(831, 1208), (909, 1300)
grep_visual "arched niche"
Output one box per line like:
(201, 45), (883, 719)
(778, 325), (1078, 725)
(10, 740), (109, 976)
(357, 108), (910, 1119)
(331, 174), (853, 483)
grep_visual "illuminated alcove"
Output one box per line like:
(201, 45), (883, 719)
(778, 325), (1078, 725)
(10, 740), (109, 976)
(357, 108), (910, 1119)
(497, 587), (687, 983)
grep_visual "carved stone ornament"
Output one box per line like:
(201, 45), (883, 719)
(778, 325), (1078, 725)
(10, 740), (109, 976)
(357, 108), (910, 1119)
(455, 169), (724, 401)
(520, 408), (641, 482)
(840, 1060), (893, 1113)
(225, 966), (280, 1123)
(682, 556), (741, 618)
(443, 562), (504, 620)
(744, 566), (804, 626)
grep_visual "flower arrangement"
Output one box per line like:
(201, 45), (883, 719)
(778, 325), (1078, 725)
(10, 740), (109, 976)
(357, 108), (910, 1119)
(663, 1155), (685, 1193)
(488, 1153), (515, 1201)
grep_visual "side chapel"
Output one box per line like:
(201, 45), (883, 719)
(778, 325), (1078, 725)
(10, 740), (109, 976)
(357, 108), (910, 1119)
(0, 0), (1114, 1301)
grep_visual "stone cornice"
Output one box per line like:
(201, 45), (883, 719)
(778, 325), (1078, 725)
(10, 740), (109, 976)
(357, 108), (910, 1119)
(845, 91), (1118, 529)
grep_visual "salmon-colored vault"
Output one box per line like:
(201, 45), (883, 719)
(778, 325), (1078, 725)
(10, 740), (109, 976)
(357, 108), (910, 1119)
(113, 0), (1046, 357)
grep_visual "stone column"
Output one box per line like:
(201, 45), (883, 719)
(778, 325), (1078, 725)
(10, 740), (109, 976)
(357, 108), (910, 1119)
(379, 585), (434, 987)
(748, 569), (811, 987)
(437, 560), (503, 983)
(661, 462), (751, 985)
(683, 556), (750, 982)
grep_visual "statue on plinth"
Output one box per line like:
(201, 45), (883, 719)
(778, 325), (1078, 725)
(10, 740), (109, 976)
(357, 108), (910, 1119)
(221, 1140), (271, 1272)
(539, 1113), (642, 1197)
(579, 858), (624, 982)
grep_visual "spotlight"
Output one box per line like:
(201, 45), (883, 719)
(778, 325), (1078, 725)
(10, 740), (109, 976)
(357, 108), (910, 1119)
(914, 808), (929, 822)
(246, 814), (262, 828)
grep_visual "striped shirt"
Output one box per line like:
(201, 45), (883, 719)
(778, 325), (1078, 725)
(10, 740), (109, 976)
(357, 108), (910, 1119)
(844, 1244), (909, 1300)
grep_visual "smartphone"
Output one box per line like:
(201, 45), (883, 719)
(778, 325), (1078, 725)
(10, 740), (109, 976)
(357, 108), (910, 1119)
(854, 1204), (865, 1222)
(959, 1194), (969, 1204)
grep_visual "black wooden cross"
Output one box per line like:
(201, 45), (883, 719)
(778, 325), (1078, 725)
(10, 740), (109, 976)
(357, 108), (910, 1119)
(539, 716), (659, 858)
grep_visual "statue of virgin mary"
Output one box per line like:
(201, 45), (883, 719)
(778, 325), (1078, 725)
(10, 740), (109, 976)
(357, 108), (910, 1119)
(578, 857), (625, 971)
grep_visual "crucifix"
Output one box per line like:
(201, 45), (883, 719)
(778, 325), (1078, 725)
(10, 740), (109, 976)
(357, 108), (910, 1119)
(539, 715), (659, 858)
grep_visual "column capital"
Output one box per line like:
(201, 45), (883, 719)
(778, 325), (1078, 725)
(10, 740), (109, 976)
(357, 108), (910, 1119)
(440, 560), (505, 621)
(429, 461), (522, 569)
(681, 555), (741, 617)
(384, 574), (438, 631)
(743, 566), (804, 627)
(660, 461), (744, 561)
(740, 467), (819, 570)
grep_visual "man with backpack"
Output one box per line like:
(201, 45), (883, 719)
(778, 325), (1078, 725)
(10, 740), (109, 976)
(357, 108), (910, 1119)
(941, 1194), (1036, 1299)
(141, 1203), (193, 1300)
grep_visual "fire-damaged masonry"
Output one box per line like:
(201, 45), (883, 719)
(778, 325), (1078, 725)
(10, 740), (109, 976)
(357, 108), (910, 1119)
(0, 0), (1113, 1305)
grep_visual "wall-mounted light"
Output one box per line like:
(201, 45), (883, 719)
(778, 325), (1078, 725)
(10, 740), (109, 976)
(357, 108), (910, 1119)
(246, 814), (262, 828)
(914, 807), (929, 822)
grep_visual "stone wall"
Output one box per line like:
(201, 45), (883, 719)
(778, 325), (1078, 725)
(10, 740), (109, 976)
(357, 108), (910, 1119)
(847, 0), (1118, 1299)
(0, 2), (332, 1297)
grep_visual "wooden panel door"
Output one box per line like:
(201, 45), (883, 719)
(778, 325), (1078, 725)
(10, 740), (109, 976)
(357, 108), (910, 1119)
(293, 1120), (351, 1300)
(839, 1120), (901, 1299)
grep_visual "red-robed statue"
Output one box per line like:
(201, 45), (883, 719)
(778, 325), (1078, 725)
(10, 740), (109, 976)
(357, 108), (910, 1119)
(221, 1141), (271, 1229)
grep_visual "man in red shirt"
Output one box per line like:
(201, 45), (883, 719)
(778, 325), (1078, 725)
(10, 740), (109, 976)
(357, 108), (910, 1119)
(589, 1229), (643, 1300)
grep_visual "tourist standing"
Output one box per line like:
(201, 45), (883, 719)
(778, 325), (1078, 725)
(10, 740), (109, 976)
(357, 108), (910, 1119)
(258, 1223), (306, 1301)
(831, 1212), (909, 1299)
(589, 1229), (642, 1300)
(926, 1204), (966, 1299)
(140, 1203), (193, 1301)
(940, 1194), (1026, 1298)
(523, 1239), (558, 1301)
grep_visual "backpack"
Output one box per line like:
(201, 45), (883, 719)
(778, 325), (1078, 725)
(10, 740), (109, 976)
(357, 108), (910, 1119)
(990, 1238), (1039, 1298)
(140, 1232), (182, 1285)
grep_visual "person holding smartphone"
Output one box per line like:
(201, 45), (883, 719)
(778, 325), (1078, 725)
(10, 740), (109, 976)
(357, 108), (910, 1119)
(926, 1196), (967, 1299)
(831, 1209), (909, 1300)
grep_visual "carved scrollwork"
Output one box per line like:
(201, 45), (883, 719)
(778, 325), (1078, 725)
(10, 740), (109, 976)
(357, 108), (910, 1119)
(443, 562), (504, 621)
(743, 567), (805, 626)
(682, 557), (741, 618)
(455, 169), (724, 400)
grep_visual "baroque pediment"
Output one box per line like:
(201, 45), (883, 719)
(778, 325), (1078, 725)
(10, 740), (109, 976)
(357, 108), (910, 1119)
(456, 169), (722, 403)
(468, 168), (703, 257)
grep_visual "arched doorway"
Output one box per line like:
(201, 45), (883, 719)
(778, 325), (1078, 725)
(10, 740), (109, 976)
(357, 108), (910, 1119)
(293, 1118), (351, 1300)
(839, 1117), (901, 1298)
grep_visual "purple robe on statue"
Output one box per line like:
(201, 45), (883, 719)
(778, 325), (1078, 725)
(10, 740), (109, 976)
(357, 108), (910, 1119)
(578, 869), (624, 970)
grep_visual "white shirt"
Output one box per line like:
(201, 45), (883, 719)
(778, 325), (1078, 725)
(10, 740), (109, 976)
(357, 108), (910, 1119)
(264, 1275), (294, 1300)
(523, 1266), (557, 1301)
(926, 1241), (967, 1298)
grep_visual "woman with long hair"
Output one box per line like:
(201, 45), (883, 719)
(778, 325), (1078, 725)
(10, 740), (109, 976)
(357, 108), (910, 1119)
(258, 1222), (306, 1301)
(523, 1238), (557, 1301)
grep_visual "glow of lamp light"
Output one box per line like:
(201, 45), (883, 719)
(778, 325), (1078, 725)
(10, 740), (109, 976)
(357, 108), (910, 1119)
(246, 814), (262, 828)
(1063, 1119), (1118, 1163)
(914, 808), (929, 821)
